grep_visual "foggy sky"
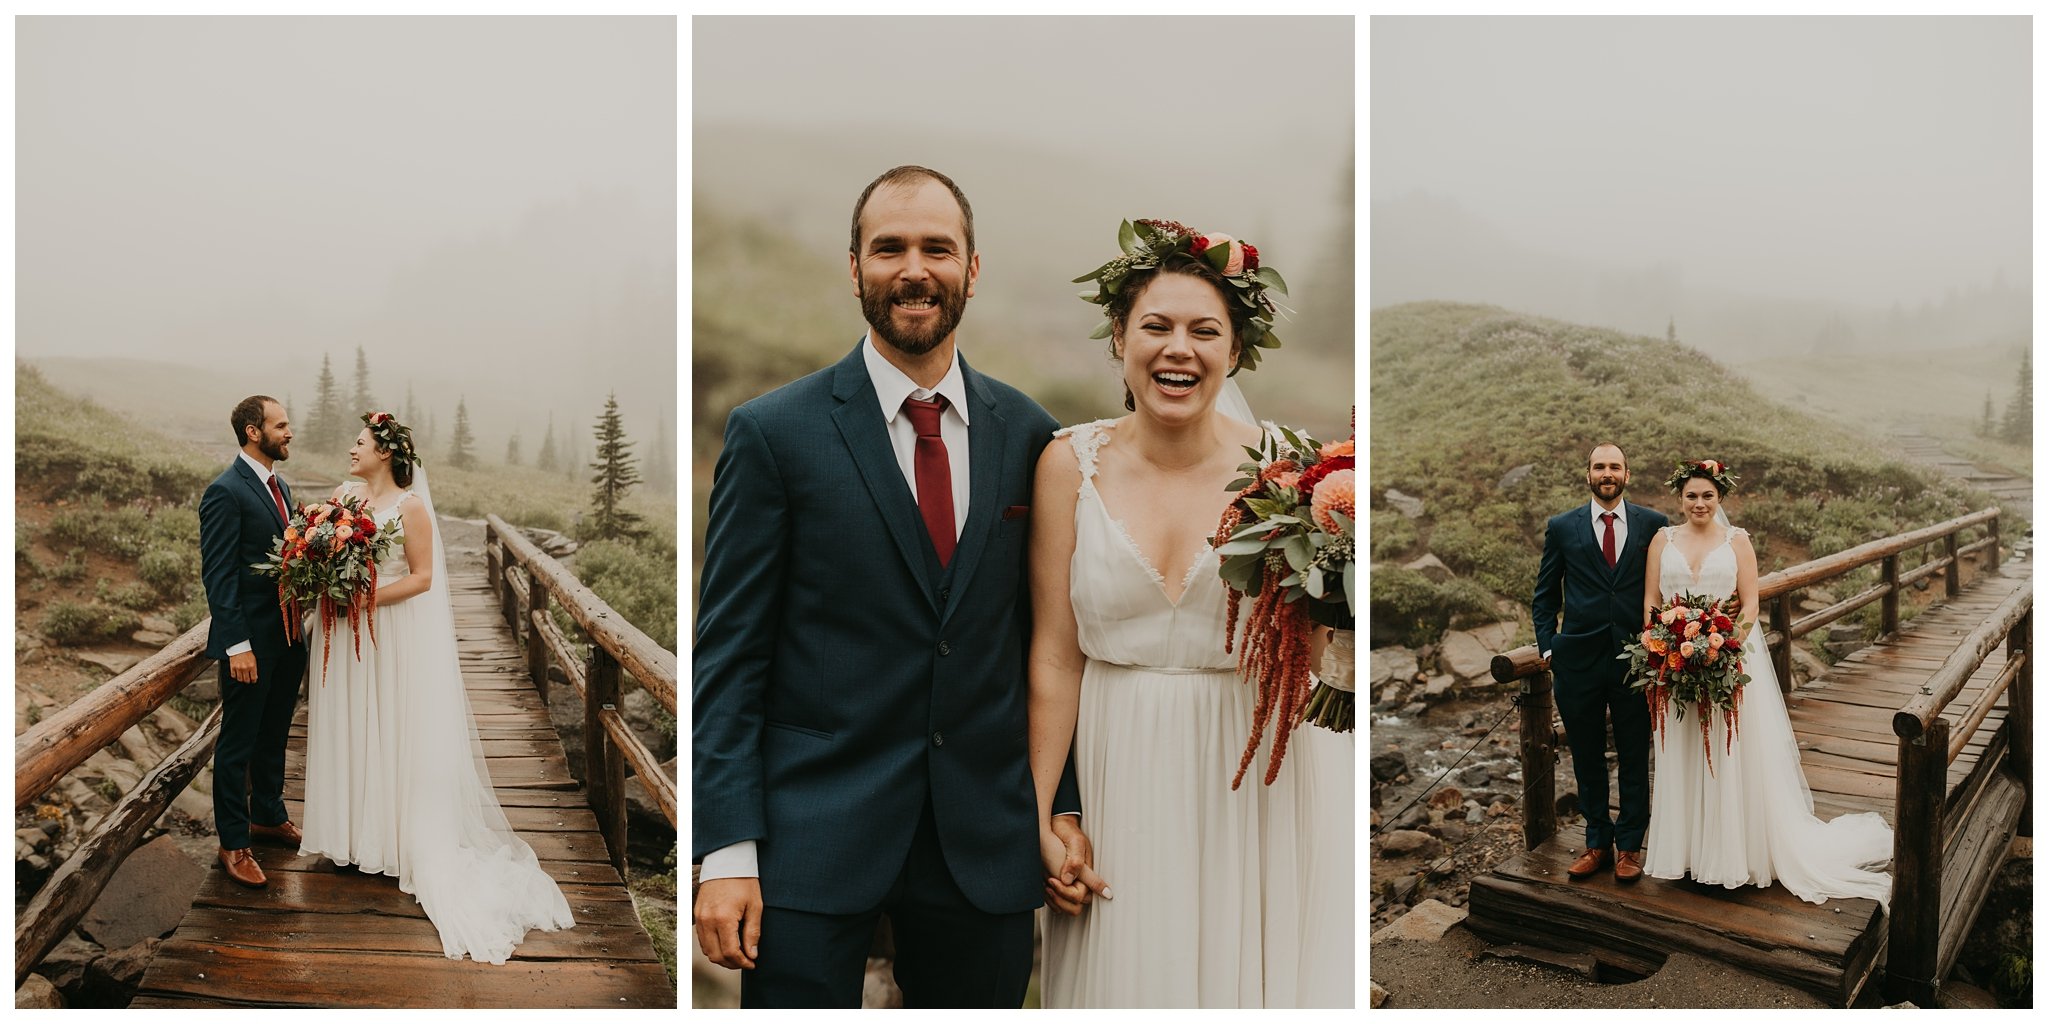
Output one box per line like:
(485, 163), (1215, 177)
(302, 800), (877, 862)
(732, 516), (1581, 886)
(17, 17), (676, 455)
(1371, 16), (2031, 312)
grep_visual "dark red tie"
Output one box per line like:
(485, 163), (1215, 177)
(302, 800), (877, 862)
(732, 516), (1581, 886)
(902, 396), (956, 567)
(1601, 511), (1618, 569)
(267, 475), (291, 528)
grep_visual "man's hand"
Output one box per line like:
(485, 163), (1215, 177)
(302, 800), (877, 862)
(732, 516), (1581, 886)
(693, 876), (763, 970)
(228, 651), (259, 684)
(1042, 815), (1111, 916)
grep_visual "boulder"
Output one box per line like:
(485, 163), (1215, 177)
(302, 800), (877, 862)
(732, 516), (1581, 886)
(1497, 464), (1536, 490)
(1377, 830), (1441, 859)
(1369, 752), (1408, 783)
(1383, 873), (1420, 906)
(78, 835), (205, 950)
(40, 934), (102, 993)
(1373, 648), (1420, 689)
(1423, 674), (1454, 699)
(15, 974), (62, 1009)
(1790, 644), (1829, 685)
(1438, 630), (1498, 682)
(74, 651), (143, 676)
(1468, 620), (1518, 652)
(1402, 553), (1455, 582)
(1371, 898), (1468, 944)
(185, 673), (221, 702)
(1369, 981), (1389, 1008)
(1383, 489), (1425, 519)
(1426, 787), (1464, 810)
(130, 630), (178, 647)
(80, 938), (158, 1008)
(139, 616), (178, 635)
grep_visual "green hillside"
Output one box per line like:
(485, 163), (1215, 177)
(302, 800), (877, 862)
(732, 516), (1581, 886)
(1369, 302), (2005, 646)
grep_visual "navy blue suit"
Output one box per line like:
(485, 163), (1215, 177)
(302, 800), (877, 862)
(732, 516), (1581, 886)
(198, 457), (309, 849)
(1531, 500), (1668, 852)
(693, 342), (1075, 1007)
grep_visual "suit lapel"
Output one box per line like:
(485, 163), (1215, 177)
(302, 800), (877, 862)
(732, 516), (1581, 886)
(236, 459), (286, 531)
(938, 357), (1003, 624)
(829, 345), (941, 612)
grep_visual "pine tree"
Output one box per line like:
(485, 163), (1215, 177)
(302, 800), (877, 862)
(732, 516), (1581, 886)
(2000, 348), (2031, 445)
(449, 398), (478, 469)
(506, 430), (522, 466)
(426, 411), (438, 456)
(1981, 390), (1996, 438)
(586, 393), (645, 540)
(1667, 317), (1678, 345)
(647, 412), (673, 491)
(351, 345), (375, 418)
(537, 413), (559, 472)
(311, 354), (343, 451)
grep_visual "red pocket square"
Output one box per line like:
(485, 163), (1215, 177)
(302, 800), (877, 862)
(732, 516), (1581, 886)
(1002, 505), (1030, 521)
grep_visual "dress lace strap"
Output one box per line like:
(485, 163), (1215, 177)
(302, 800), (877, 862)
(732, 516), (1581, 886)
(1052, 419), (1114, 481)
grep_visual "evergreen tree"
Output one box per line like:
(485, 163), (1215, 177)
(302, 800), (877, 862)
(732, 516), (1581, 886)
(311, 354), (343, 451)
(2001, 348), (2031, 445)
(506, 430), (522, 467)
(1980, 390), (1996, 438)
(426, 411), (438, 456)
(586, 393), (645, 540)
(537, 413), (559, 472)
(647, 412), (674, 491)
(449, 398), (478, 469)
(351, 345), (375, 418)
(1667, 317), (1678, 345)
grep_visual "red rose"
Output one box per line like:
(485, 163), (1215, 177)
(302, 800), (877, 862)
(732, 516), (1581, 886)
(1242, 242), (1260, 271)
(1190, 235), (1210, 257)
(1714, 615), (1734, 633)
(1296, 453), (1356, 497)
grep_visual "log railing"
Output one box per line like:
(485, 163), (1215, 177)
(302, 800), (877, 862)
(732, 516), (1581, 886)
(1885, 587), (2031, 1006)
(484, 516), (677, 875)
(13, 623), (218, 985)
(1493, 507), (2008, 855)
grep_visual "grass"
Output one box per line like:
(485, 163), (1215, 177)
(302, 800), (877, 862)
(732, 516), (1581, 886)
(42, 600), (142, 646)
(628, 845), (680, 986)
(1369, 302), (2014, 646)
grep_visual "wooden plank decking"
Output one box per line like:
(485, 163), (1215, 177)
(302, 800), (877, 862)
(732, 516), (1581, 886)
(130, 563), (675, 1008)
(1467, 562), (2032, 1006)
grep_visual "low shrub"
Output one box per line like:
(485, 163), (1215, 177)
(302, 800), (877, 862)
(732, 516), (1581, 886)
(42, 601), (141, 646)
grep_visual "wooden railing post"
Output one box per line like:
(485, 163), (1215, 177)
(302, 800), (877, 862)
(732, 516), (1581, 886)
(485, 523), (501, 592)
(1880, 553), (1901, 639)
(1889, 716), (1949, 1007)
(1988, 515), (2002, 572)
(526, 572), (552, 704)
(2011, 608), (2033, 837)
(585, 644), (628, 876)
(500, 554), (520, 633)
(1943, 532), (1961, 599)
(1771, 593), (1795, 693)
(1518, 669), (1558, 851)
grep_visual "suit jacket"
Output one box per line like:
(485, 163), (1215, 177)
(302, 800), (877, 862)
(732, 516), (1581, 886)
(692, 342), (1072, 916)
(1532, 500), (1670, 675)
(198, 457), (300, 661)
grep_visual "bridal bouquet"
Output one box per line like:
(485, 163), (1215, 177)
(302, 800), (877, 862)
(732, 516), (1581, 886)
(1620, 592), (1751, 773)
(251, 493), (403, 677)
(1213, 413), (1356, 788)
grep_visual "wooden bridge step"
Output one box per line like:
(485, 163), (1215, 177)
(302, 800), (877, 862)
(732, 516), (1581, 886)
(130, 944), (672, 1009)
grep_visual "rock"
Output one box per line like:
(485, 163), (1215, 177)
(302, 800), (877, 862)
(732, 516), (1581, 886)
(625, 757), (677, 830)
(1369, 980), (1389, 1008)
(1372, 648), (1419, 691)
(1383, 489), (1425, 519)
(1555, 791), (1580, 819)
(1383, 873), (1420, 906)
(1468, 620), (1518, 652)
(1459, 765), (1494, 788)
(130, 630), (178, 647)
(1424, 674), (1454, 698)
(1436, 821), (1467, 844)
(15, 974), (62, 1009)
(1438, 629), (1498, 682)
(170, 783), (214, 827)
(1402, 553), (1454, 582)
(1934, 981), (2001, 1009)
(74, 651), (143, 676)
(1487, 800), (1512, 819)
(1398, 702), (1426, 717)
(1371, 898), (1468, 944)
(2013, 836), (2031, 858)
(1377, 830), (1442, 859)
(1427, 788), (1464, 809)
(139, 616), (177, 635)
(40, 934), (101, 992)
(80, 938), (158, 1007)
(1497, 463), (1536, 490)
(1369, 752), (1409, 783)
(150, 705), (196, 744)
(1790, 644), (1829, 684)
(18, 631), (46, 652)
(184, 674), (221, 702)
(78, 835), (205, 951)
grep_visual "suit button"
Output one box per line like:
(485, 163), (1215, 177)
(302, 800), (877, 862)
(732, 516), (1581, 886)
(939, 586), (951, 603)
(937, 640), (952, 656)
(932, 732), (945, 747)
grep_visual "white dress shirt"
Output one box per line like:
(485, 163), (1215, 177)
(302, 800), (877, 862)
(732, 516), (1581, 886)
(700, 337), (975, 885)
(1589, 497), (1627, 555)
(223, 450), (286, 659)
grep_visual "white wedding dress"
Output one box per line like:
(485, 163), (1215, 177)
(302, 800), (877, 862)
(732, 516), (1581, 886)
(1039, 420), (1353, 1008)
(300, 474), (574, 962)
(1641, 523), (1893, 908)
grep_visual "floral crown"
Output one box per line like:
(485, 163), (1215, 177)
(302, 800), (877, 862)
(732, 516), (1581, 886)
(1073, 218), (1288, 376)
(362, 411), (421, 467)
(1666, 459), (1736, 494)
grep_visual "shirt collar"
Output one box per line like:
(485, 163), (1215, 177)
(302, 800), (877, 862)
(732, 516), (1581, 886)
(863, 333), (970, 426)
(238, 449), (276, 485)
(1590, 497), (1624, 520)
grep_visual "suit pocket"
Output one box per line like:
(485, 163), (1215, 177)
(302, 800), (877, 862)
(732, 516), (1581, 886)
(765, 720), (833, 741)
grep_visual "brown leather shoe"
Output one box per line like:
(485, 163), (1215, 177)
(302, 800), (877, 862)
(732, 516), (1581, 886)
(218, 847), (267, 888)
(1566, 846), (1613, 879)
(249, 819), (303, 846)
(1614, 849), (1644, 883)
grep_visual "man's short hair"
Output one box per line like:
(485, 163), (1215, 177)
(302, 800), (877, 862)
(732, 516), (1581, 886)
(1589, 442), (1627, 468)
(848, 165), (975, 257)
(231, 395), (277, 447)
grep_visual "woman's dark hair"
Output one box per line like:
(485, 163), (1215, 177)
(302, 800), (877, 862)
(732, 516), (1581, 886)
(1104, 253), (1249, 411)
(230, 395), (277, 447)
(390, 451), (415, 489)
(1675, 467), (1725, 497)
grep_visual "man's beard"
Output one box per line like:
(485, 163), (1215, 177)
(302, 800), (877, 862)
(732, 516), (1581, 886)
(861, 278), (967, 356)
(1586, 476), (1623, 500)
(260, 435), (290, 462)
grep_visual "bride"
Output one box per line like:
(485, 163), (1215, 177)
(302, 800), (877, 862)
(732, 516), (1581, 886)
(298, 411), (575, 962)
(1639, 459), (1893, 907)
(1027, 221), (1352, 1008)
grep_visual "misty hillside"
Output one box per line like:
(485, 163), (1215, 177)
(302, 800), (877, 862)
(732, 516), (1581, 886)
(1368, 302), (2002, 645)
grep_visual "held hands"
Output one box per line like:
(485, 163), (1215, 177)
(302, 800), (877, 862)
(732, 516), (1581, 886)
(1040, 815), (1111, 916)
(693, 876), (763, 970)
(228, 651), (260, 684)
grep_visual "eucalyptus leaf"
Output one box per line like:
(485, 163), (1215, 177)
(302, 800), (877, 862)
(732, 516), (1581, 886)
(1118, 219), (1136, 253)
(1217, 538), (1270, 556)
(1307, 565), (1326, 599)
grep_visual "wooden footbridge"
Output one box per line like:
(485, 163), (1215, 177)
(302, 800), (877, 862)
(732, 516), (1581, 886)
(15, 517), (678, 1008)
(1472, 509), (2030, 1007)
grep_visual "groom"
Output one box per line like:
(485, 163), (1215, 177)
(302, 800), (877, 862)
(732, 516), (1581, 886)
(197, 396), (310, 888)
(693, 166), (1086, 1008)
(1532, 443), (1667, 884)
